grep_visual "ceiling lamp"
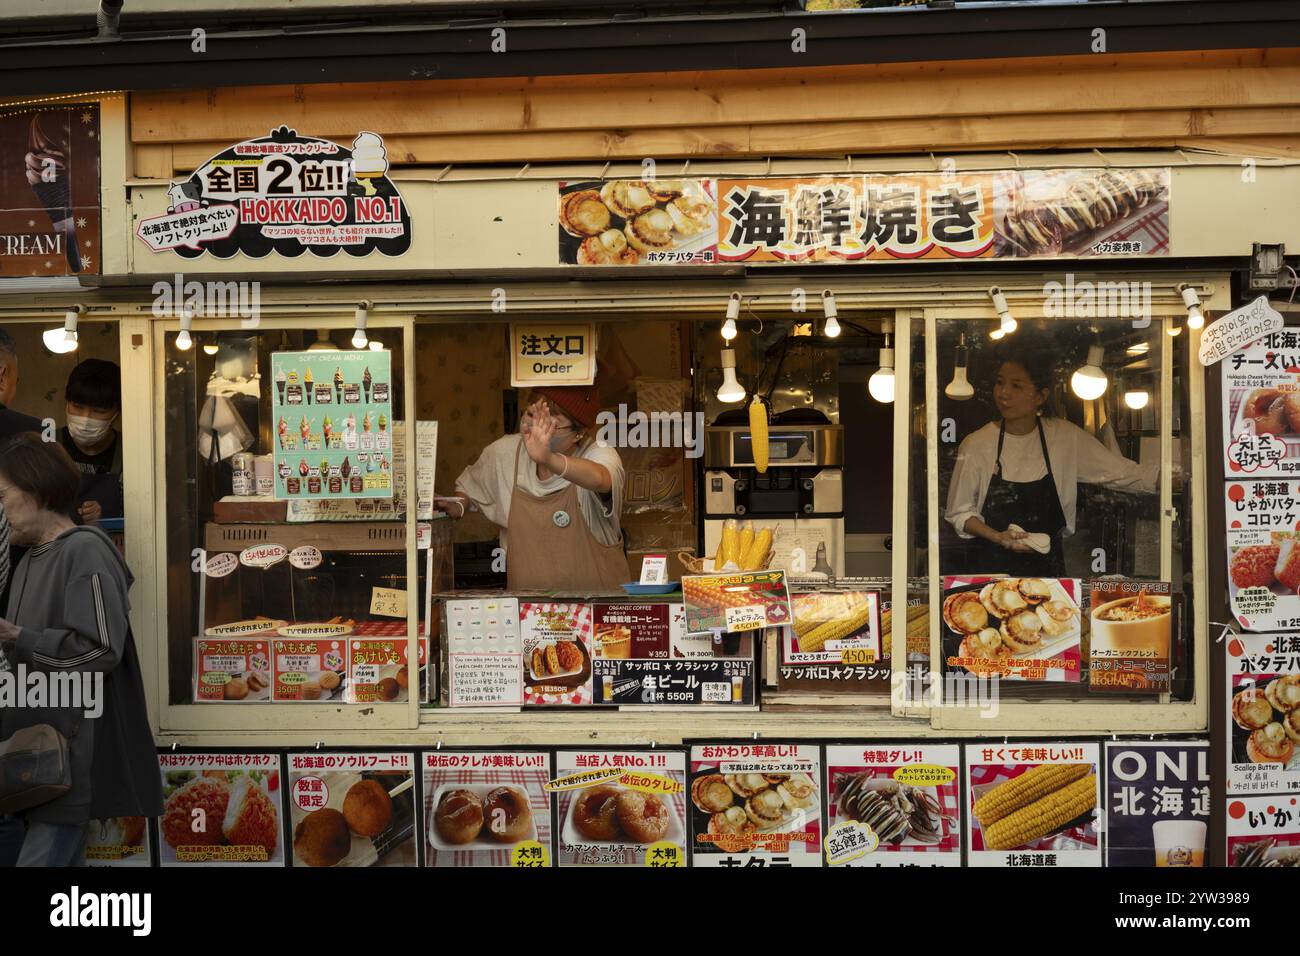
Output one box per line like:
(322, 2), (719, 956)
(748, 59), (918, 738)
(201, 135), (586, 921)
(1070, 342), (1108, 400)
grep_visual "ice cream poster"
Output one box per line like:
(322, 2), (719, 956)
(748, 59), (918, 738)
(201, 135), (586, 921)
(0, 103), (100, 276)
(135, 125), (411, 258)
(272, 349), (394, 501)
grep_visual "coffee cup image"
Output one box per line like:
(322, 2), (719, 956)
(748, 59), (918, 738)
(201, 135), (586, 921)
(1089, 594), (1172, 655)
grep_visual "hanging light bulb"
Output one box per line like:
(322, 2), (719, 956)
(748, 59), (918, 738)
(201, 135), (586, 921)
(1180, 284), (1205, 330)
(1167, 323), (1182, 337)
(43, 309), (81, 354)
(1070, 342), (1108, 400)
(989, 327), (1006, 341)
(722, 291), (740, 342)
(945, 331), (974, 400)
(1124, 390), (1150, 410)
(368, 339), (384, 352)
(821, 290), (841, 338)
(175, 306), (194, 351)
(352, 302), (370, 349)
(868, 320), (895, 404)
(717, 348), (746, 403)
(990, 286), (1016, 334)
(203, 341), (220, 355)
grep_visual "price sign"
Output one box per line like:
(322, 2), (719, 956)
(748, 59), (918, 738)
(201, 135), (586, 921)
(840, 647), (877, 665)
(369, 586), (407, 618)
(724, 605), (766, 632)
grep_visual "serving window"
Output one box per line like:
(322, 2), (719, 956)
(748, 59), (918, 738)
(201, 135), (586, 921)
(894, 282), (1214, 730)
(154, 317), (430, 732)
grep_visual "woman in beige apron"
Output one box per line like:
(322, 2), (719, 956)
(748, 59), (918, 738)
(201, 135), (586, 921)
(438, 386), (628, 592)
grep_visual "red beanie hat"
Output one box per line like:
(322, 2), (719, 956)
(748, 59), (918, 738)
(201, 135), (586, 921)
(535, 385), (601, 429)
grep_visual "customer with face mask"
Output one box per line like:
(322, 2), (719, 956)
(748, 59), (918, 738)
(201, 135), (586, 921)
(59, 359), (123, 525)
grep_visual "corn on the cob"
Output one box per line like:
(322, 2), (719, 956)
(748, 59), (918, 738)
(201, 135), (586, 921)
(983, 774), (1097, 850)
(798, 600), (873, 654)
(735, 521), (754, 568)
(749, 397), (769, 474)
(682, 580), (762, 611)
(880, 604), (928, 658)
(973, 763), (1092, 827)
(739, 526), (773, 571)
(715, 519), (740, 568)
(794, 593), (847, 635)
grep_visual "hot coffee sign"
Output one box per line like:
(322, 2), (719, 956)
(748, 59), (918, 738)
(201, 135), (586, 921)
(135, 126), (411, 259)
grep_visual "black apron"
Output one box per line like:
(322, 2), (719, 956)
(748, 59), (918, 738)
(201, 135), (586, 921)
(975, 418), (1068, 577)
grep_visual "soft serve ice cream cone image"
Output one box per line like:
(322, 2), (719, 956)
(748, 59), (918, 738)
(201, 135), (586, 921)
(25, 115), (81, 272)
(351, 131), (389, 196)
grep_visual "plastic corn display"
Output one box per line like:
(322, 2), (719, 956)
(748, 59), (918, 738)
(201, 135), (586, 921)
(715, 518), (740, 568)
(983, 774), (1098, 850)
(797, 597), (873, 654)
(973, 762), (1092, 827)
(739, 527), (773, 571)
(682, 580), (763, 611)
(749, 397), (769, 474)
(736, 521), (755, 568)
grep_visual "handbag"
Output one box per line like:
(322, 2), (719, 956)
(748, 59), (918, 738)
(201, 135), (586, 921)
(0, 723), (73, 814)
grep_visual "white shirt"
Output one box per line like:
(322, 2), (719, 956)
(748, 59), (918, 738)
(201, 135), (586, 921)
(455, 434), (625, 548)
(945, 416), (1158, 539)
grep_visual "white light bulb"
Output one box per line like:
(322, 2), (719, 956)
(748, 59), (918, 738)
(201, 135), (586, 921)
(1167, 323), (1182, 337)
(824, 315), (841, 338)
(1124, 390), (1150, 410)
(990, 287), (1015, 334)
(175, 329), (192, 351)
(869, 346), (895, 404)
(717, 349), (745, 403)
(203, 343), (219, 355)
(1000, 313), (1017, 334)
(368, 340), (384, 352)
(722, 292), (741, 341)
(989, 327), (1006, 341)
(1070, 343), (1108, 400)
(352, 305), (369, 349)
(945, 366), (974, 401)
(43, 311), (79, 353)
(721, 317), (737, 341)
(1187, 305), (1204, 330)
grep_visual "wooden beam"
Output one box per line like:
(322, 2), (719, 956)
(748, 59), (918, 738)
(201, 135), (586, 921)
(159, 107), (1300, 170)
(133, 143), (174, 180)
(130, 48), (1300, 144)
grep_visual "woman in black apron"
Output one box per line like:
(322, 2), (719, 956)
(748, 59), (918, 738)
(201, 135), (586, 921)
(975, 418), (1068, 577)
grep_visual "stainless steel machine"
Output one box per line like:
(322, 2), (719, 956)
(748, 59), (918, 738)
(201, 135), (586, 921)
(702, 419), (846, 577)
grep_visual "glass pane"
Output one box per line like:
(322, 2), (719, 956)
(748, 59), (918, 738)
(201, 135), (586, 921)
(163, 327), (429, 708)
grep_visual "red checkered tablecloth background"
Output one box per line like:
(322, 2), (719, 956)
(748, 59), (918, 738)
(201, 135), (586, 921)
(521, 602), (594, 706)
(826, 766), (961, 854)
(968, 763), (1098, 852)
(423, 767), (552, 867)
(351, 620), (429, 637)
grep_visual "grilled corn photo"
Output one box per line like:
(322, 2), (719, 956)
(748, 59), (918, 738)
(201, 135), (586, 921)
(983, 774), (1098, 851)
(973, 762), (1091, 827)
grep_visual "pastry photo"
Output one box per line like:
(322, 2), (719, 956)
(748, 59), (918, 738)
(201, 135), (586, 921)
(428, 784), (537, 851)
(289, 768), (416, 867)
(561, 783), (680, 847)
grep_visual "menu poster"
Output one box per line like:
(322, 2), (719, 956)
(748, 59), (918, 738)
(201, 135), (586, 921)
(941, 576), (1082, 684)
(784, 590), (881, 665)
(1221, 333), (1300, 477)
(446, 596), (523, 708)
(158, 753), (285, 867)
(1088, 581), (1176, 694)
(193, 638), (271, 702)
(288, 420), (436, 522)
(271, 349), (393, 501)
(287, 752), (417, 867)
(552, 749), (688, 867)
(1105, 741), (1210, 868)
(682, 570), (792, 636)
(964, 742), (1102, 868)
(135, 126), (412, 258)
(688, 742), (823, 868)
(345, 637), (428, 704)
(823, 745), (962, 867)
(1227, 793), (1300, 868)
(84, 818), (153, 868)
(557, 179), (718, 267)
(1226, 634), (1300, 794)
(423, 750), (553, 867)
(1225, 479), (1300, 632)
(271, 637), (348, 702)
(520, 602), (594, 706)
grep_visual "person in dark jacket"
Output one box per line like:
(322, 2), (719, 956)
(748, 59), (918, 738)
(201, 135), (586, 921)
(0, 434), (161, 866)
(0, 328), (43, 609)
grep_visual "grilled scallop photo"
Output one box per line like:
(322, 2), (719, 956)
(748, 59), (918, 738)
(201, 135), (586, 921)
(559, 189), (612, 237)
(959, 627), (1006, 659)
(1036, 599), (1078, 638)
(691, 774), (735, 814)
(645, 179), (685, 202)
(1266, 674), (1300, 714)
(1233, 689), (1274, 731)
(625, 207), (675, 253)
(1017, 578), (1053, 604)
(576, 228), (640, 266)
(943, 592), (989, 634)
(666, 195), (712, 236)
(725, 772), (769, 798)
(600, 180), (657, 218)
(1000, 609), (1045, 652)
(990, 579), (1029, 616)
(745, 788), (786, 828)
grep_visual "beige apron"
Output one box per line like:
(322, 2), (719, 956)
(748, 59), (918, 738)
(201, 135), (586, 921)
(505, 437), (628, 592)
